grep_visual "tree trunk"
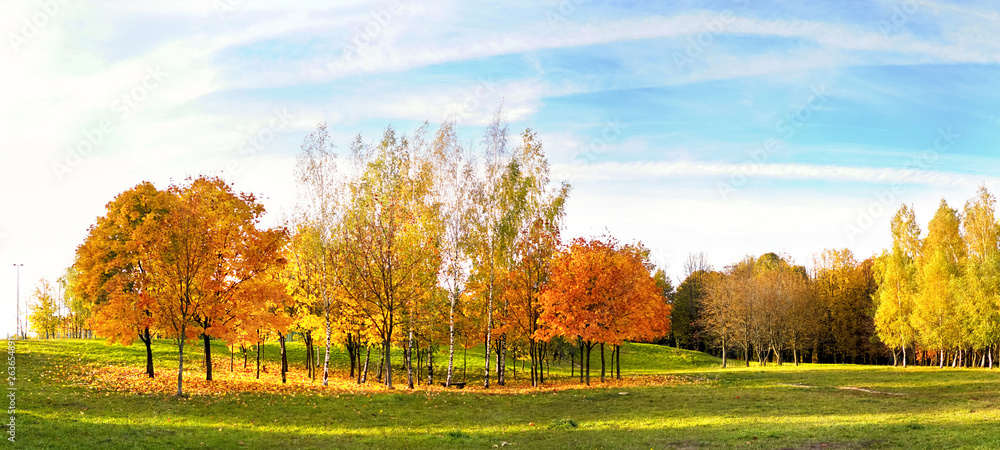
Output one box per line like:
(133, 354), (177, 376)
(416, 346), (422, 386)
(386, 308), (395, 389)
(347, 333), (356, 379)
(497, 334), (506, 386)
(323, 313), (332, 386)
(579, 338), (584, 383)
(361, 345), (371, 384)
(406, 329), (415, 389)
(447, 290), (457, 387)
(305, 332), (313, 380)
(357, 341), (363, 383)
(721, 337), (727, 368)
(484, 285), (493, 389)
(600, 343), (606, 383)
(529, 340), (537, 387)
(585, 342), (592, 386)
(902, 344), (907, 368)
(608, 343), (615, 380)
(615, 344), (622, 380)
(279, 333), (288, 384)
(176, 334), (186, 397)
(230, 343), (234, 373)
(539, 342), (546, 385)
(256, 340), (262, 379)
(141, 328), (155, 378)
(203, 334), (213, 381)
(427, 343), (434, 386)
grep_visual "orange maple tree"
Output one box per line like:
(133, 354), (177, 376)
(143, 176), (287, 396)
(537, 236), (669, 385)
(77, 176), (288, 397)
(75, 181), (173, 378)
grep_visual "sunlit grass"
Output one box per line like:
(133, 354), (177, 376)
(17, 338), (1000, 448)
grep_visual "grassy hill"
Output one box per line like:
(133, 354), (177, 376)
(15, 338), (1000, 448)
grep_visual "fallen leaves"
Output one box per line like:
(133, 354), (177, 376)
(61, 359), (707, 398)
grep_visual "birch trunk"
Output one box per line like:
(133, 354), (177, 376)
(447, 290), (456, 387)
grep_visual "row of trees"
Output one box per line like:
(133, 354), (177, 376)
(281, 113), (668, 389)
(672, 250), (881, 367)
(676, 186), (1000, 370)
(25, 275), (93, 340)
(67, 112), (671, 395)
(873, 187), (1000, 368)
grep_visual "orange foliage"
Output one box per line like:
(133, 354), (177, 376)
(538, 236), (670, 345)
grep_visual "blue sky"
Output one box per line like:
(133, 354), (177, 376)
(2, 0), (1000, 337)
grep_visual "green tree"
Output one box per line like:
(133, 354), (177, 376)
(672, 271), (708, 350)
(28, 279), (62, 339)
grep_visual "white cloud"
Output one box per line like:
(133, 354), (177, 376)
(553, 160), (998, 187)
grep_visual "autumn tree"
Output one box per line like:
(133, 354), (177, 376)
(959, 185), (1000, 367)
(700, 253), (812, 367)
(873, 204), (921, 367)
(499, 129), (569, 387)
(814, 249), (878, 363)
(727, 257), (760, 366)
(242, 274), (294, 383)
(701, 270), (736, 367)
(338, 125), (442, 389)
(172, 178), (288, 382)
(141, 176), (287, 396)
(74, 181), (172, 378)
(428, 121), (477, 387)
(282, 224), (326, 380)
(912, 199), (964, 367)
(28, 279), (61, 339)
(293, 123), (344, 387)
(58, 267), (91, 339)
(748, 253), (800, 365)
(469, 108), (519, 388)
(538, 236), (667, 385)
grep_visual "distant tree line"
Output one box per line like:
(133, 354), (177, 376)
(672, 185), (1000, 369)
(670, 250), (883, 367)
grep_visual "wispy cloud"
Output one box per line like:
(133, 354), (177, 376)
(554, 161), (998, 187)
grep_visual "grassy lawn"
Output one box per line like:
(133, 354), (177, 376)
(13, 338), (1000, 449)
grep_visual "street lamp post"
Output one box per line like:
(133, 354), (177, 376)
(13, 264), (22, 340)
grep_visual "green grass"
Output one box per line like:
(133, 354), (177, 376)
(15, 338), (1000, 448)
